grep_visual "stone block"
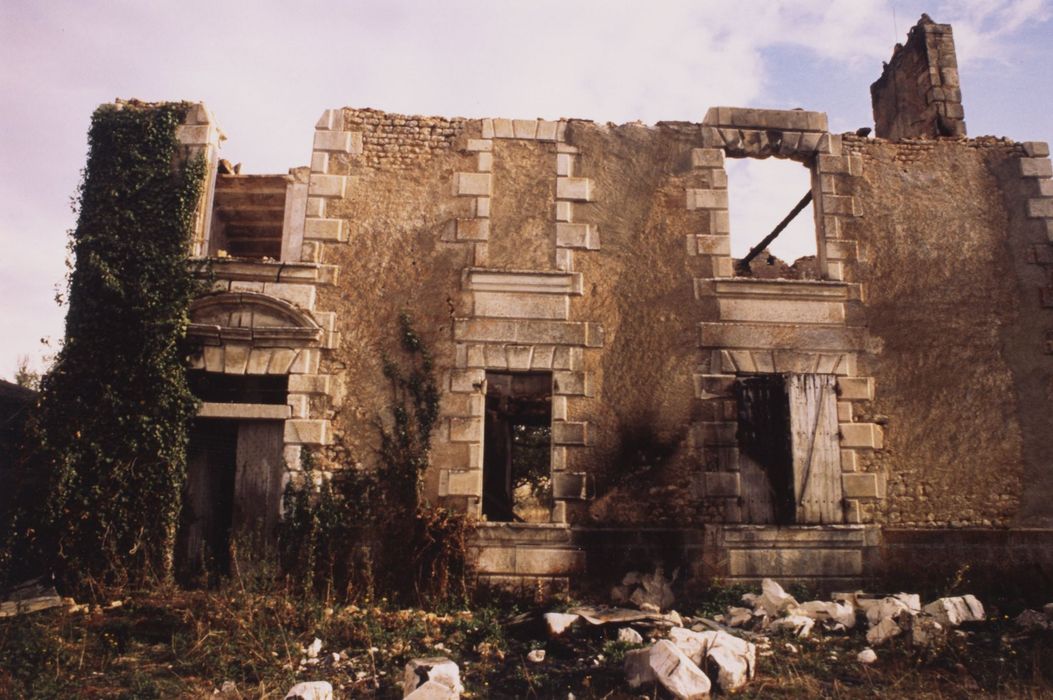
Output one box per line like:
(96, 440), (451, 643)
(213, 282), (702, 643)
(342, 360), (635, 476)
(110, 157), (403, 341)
(513, 119), (538, 139)
(312, 130), (354, 153)
(842, 472), (883, 499)
(554, 248), (573, 271)
(555, 222), (598, 249)
(474, 197), (491, 218)
(826, 261), (846, 281)
(450, 368), (485, 393)
(818, 133), (843, 156)
(315, 108), (342, 130)
(552, 346), (583, 370)
(687, 188), (729, 210)
(840, 449), (857, 472)
(1020, 158), (1053, 178)
(175, 124), (212, 144)
(728, 548), (862, 577)
(492, 118), (513, 138)
(289, 348), (320, 374)
(556, 153), (574, 176)
(840, 423), (884, 449)
(703, 106), (828, 132)
(552, 421), (587, 445)
(552, 370), (587, 396)
(555, 200), (573, 221)
(691, 148), (724, 168)
(837, 400), (853, 422)
(465, 138), (492, 152)
(310, 151), (329, 174)
(474, 291), (568, 320)
(440, 467), (483, 496)
(477, 152), (493, 172)
(288, 374), (331, 395)
(303, 217), (345, 241)
(456, 218), (490, 241)
(799, 132), (822, 152)
(287, 393), (310, 418)
(455, 172), (492, 196)
(536, 120), (559, 141)
(484, 344), (508, 368)
(556, 177), (592, 201)
(837, 376), (874, 400)
(284, 419), (330, 445)
(267, 348), (297, 374)
(822, 194), (858, 216)
(305, 196), (326, 219)
(308, 174), (346, 198)
(506, 345), (533, 370)
(717, 298), (845, 324)
(696, 234), (731, 256)
(704, 471), (741, 497)
(199, 402), (290, 420)
(825, 239), (857, 260)
(532, 345), (555, 370)
(263, 282), (316, 309)
(711, 209), (730, 234)
(553, 472), (590, 500)
(474, 545), (515, 573)
(515, 547), (585, 575)
(1027, 198), (1053, 218)
(817, 154), (851, 174)
(1023, 142), (1050, 158)
(480, 118), (495, 139)
(448, 417), (482, 442)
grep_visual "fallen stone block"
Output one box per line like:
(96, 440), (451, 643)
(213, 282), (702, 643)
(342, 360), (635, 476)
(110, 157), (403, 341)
(403, 657), (463, 698)
(866, 616), (903, 646)
(1015, 609), (1052, 632)
(706, 644), (751, 692)
(669, 628), (755, 693)
(922, 595), (984, 627)
(724, 606), (753, 628)
(857, 648), (877, 664)
(628, 567), (677, 612)
(769, 615), (815, 638)
(405, 680), (458, 700)
(794, 600), (857, 630)
(910, 615), (946, 648)
(618, 627), (643, 644)
(285, 681), (333, 700)
(625, 647), (656, 688)
(649, 639), (712, 699)
(862, 596), (919, 627)
(527, 649), (546, 663)
(544, 612), (581, 636)
(755, 579), (798, 617)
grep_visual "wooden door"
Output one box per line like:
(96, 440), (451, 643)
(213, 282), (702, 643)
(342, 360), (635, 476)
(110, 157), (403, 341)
(788, 374), (843, 524)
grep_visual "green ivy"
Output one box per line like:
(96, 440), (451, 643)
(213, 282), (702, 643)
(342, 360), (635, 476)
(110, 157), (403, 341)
(6, 102), (206, 588)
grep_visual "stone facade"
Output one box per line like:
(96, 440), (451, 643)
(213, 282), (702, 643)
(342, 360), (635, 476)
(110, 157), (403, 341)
(127, 15), (1053, 589)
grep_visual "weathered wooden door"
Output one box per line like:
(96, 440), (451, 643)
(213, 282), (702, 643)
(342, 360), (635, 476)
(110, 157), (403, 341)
(735, 375), (795, 524)
(787, 374), (843, 524)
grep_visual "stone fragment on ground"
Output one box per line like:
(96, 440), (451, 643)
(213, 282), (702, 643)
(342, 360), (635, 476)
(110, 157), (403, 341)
(618, 626), (643, 644)
(866, 616), (903, 646)
(910, 614), (946, 648)
(667, 627), (755, 692)
(1015, 609), (1052, 632)
(527, 649), (546, 663)
(769, 614), (815, 638)
(754, 578), (798, 617)
(922, 595), (984, 627)
(794, 600), (857, 630)
(284, 681), (333, 700)
(403, 657), (463, 698)
(405, 680), (459, 700)
(724, 606), (753, 627)
(648, 639), (711, 699)
(544, 612), (580, 636)
(857, 648), (877, 664)
(624, 647), (656, 688)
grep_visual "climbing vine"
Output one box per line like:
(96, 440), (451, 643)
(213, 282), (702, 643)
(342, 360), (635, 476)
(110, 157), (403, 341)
(4, 102), (206, 587)
(279, 313), (472, 605)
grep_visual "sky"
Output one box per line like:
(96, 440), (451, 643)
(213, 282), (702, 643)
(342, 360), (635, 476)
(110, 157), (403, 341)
(2, 0), (1052, 379)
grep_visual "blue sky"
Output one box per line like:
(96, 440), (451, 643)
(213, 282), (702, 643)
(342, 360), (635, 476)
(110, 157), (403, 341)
(2, 0), (1052, 378)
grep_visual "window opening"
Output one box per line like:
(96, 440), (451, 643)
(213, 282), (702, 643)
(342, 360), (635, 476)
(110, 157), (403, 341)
(735, 373), (842, 524)
(188, 371), (288, 404)
(208, 174), (287, 260)
(725, 158), (818, 279)
(483, 371), (552, 523)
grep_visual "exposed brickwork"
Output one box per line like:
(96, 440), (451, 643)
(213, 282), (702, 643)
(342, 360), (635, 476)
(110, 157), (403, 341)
(344, 107), (466, 169)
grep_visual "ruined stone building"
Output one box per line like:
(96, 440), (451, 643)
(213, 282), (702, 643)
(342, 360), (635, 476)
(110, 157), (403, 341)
(165, 16), (1053, 590)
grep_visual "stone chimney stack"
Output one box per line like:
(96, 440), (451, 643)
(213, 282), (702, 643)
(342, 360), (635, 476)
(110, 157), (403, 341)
(870, 14), (966, 140)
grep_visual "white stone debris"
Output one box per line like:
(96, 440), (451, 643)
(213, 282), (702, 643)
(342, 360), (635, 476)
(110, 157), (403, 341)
(866, 616), (903, 646)
(857, 648), (878, 664)
(755, 578), (799, 617)
(544, 612), (581, 636)
(648, 639), (712, 699)
(306, 637), (323, 659)
(922, 595), (984, 627)
(910, 615), (946, 648)
(861, 595), (920, 628)
(403, 657), (463, 699)
(725, 607), (753, 628)
(624, 647), (656, 688)
(404, 680), (459, 700)
(527, 649), (546, 663)
(618, 627), (643, 644)
(667, 627), (755, 693)
(794, 600), (857, 630)
(614, 567), (677, 612)
(284, 681), (333, 700)
(769, 614), (816, 638)
(220, 680), (237, 694)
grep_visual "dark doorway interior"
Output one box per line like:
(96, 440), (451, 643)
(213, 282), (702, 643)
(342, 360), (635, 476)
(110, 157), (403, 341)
(179, 419), (238, 580)
(483, 372), (552, 522)
(736, 375), (795, 525)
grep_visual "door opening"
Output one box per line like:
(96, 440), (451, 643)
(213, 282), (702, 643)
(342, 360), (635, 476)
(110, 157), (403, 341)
(483, 371), (552, 522)
(735, 373), (842, 524)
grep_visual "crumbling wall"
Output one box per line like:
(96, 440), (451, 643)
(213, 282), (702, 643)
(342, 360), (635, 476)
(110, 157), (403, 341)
(870, 15), (965, 140)
(843, 134), (1049, 526)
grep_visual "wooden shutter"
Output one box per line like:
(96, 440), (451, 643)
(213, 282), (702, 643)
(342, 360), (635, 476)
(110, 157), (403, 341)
(788, 374), (843, 524)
